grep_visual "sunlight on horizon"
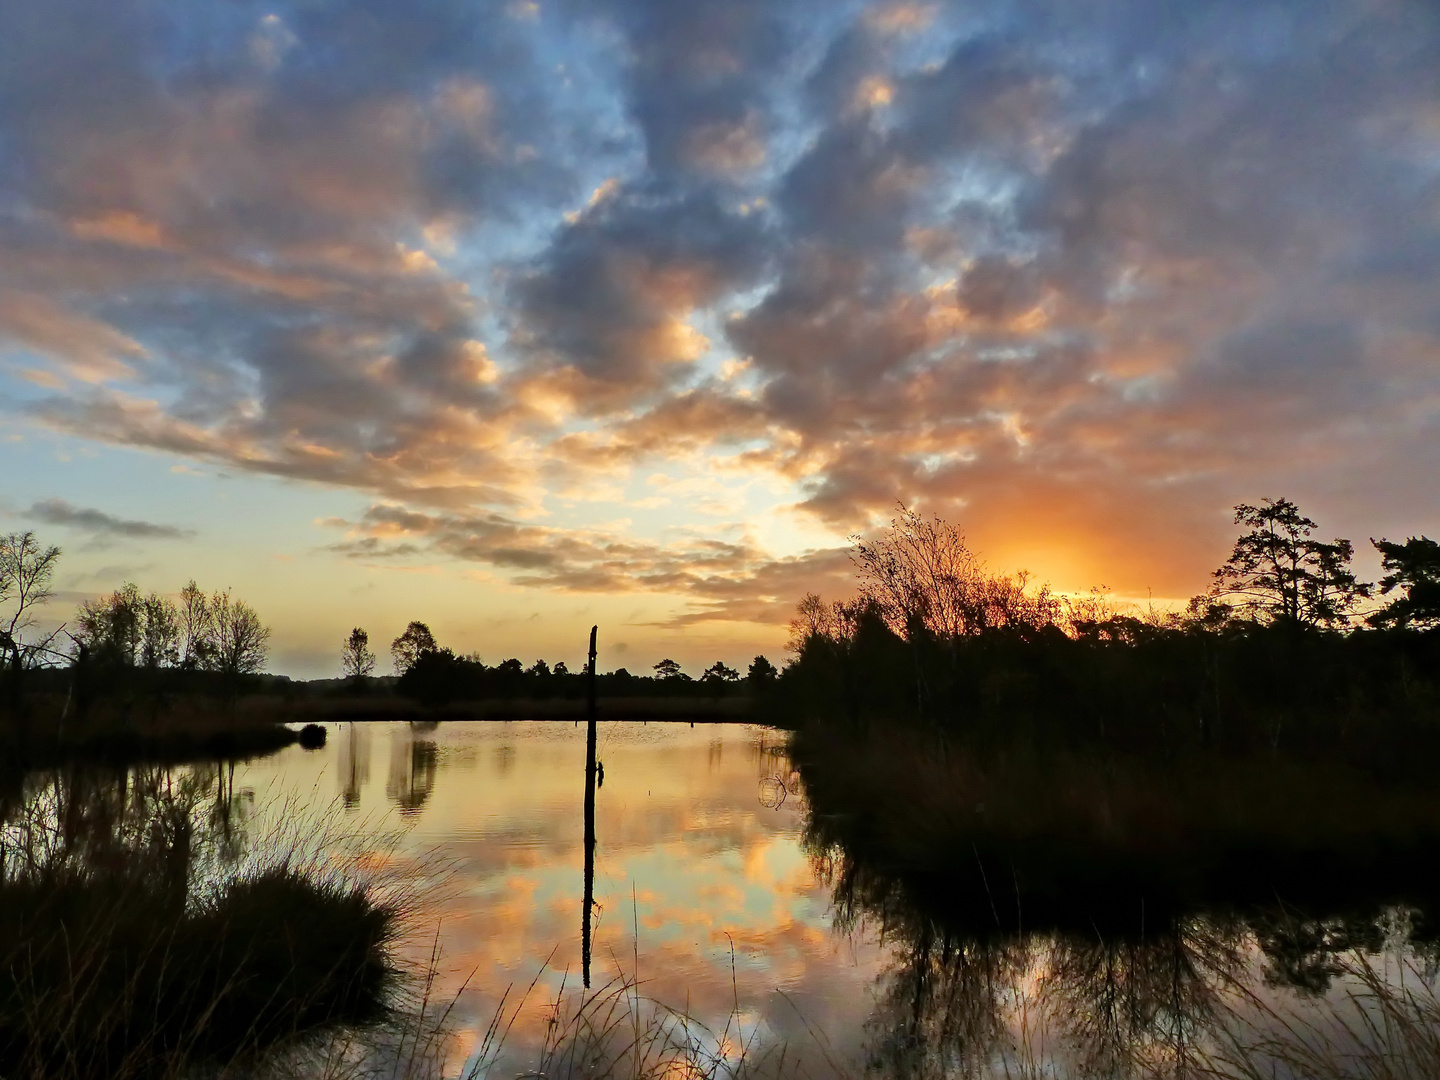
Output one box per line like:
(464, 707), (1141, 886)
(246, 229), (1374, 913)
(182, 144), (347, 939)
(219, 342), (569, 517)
(1, 0), (1436, 675)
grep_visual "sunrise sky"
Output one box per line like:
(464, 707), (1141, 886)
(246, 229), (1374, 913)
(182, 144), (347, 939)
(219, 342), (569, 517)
(2, 0), (1438, 677)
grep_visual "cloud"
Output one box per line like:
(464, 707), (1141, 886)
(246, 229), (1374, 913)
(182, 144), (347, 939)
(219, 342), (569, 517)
(4, 0), (1440, 619)
(575, 0), (799, 181)
(29, 499), (194, 540)
(323, 503), (853, 625)
(509, 186), (769, 409)
(0, 0), (597, 514)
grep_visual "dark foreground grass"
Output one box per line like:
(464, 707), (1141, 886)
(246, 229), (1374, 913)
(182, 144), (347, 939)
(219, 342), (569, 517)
(0, 761), (411, 1080)
(0, 864), (399, 1078)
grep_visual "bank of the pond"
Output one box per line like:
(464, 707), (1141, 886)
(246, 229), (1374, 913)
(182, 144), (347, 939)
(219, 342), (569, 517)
(275, 692), (755, 724)
(0, 867), (398, 1078)
(0, 706), (313, 789)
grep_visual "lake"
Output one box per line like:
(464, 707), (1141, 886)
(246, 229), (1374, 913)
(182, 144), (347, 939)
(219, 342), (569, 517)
(9, 718), (1440, 1078)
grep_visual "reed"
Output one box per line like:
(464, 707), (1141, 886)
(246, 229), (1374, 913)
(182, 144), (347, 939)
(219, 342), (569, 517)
(1202, 953), (1440, 1080)
(446, 932), (827, 1080)
(0, 764), (414, 1080)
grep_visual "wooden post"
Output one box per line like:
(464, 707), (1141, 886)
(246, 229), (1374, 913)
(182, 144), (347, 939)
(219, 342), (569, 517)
(582, 625), (598, 988)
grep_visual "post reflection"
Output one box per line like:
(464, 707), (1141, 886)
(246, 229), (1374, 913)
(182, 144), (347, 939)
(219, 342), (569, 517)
(582, 624), (598, 989)
(227, 721), (1440, 1075)
(337, 722), (371, 809)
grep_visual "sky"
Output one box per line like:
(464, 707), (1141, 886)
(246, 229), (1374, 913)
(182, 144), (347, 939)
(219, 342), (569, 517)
(2, 0), (1439, 678)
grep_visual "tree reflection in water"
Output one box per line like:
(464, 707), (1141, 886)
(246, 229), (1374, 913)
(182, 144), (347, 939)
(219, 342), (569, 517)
(804, 777), (1440, 1078)
(387, 723), (438, 815)
(339, 721), (373, 809)
(1, 761), (252, 891)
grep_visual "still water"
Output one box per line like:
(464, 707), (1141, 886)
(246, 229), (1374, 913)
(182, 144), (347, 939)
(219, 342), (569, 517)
(8, 718), (1425, 1076)
(212, 719), (1440, 1078)
(238, 720), (888, 1073)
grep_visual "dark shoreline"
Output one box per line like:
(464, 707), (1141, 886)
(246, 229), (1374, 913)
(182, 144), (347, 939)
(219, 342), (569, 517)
(792, 722), (1440, 940)
(271, 693), (761, 725)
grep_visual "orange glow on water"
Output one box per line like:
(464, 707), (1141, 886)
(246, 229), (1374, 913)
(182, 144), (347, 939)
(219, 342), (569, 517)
(237, 721), (885, 1069)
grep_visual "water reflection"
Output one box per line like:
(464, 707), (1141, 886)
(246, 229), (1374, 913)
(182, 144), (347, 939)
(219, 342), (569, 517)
(239, 721), (874, 1072)
(2, 761), (251, 885)
(141, 720), (1440, 1077)
(337, 721), (371, 808)
(494, 742), (515, 775)
(386, 724), (438, 814)
(803, 761), (1440, 1078)
(757, 737), (800, 811)
(849, 918), (1254, 1077)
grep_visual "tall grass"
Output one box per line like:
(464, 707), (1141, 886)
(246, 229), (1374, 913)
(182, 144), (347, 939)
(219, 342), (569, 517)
(1202, 953), (1440, 1080)
(0, 864), (397, 1077)
(454, 948), (828, 1080)
(0, 763), (420, 1080)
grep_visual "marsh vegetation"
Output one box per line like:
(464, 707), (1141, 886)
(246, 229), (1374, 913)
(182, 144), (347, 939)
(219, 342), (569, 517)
(771, 501), (1440, 762)
(792, 723), (1440, 1078)
(763, 499), (1440, 1076)
(0, 761), (413, 1079)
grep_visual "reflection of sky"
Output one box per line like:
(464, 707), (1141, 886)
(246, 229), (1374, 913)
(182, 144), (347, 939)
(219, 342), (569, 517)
(233, 721), (1440, 1076)
(236, 720), (885, 1070)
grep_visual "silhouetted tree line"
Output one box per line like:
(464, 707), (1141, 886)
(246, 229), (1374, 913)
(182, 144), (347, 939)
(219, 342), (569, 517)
(384, 619), (774, 706)
(56, 579), (272, 714)
(774, 500), (1440, 766)
(0, 533), (275, 737)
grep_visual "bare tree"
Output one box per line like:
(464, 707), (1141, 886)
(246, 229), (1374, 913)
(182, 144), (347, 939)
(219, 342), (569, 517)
(1, 532), (62, 709)
(0, 531), (62, 663)
(851, 506), (986, 639)
(340, 628), (376, 680)
(209, 590), (270, 678)
(788, 593), (875, 654)
(177, 580), (213, 669)
(74, 579), (269, 679)
(788, 593), (834, 652)
(851, 506), (1060, 641)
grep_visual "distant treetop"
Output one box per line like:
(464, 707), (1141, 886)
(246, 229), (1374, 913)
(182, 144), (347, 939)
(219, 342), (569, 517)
(1210, 498), (1370, 629)
(1368, 536), (1440, 630)
(390, 621), (438, 675)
